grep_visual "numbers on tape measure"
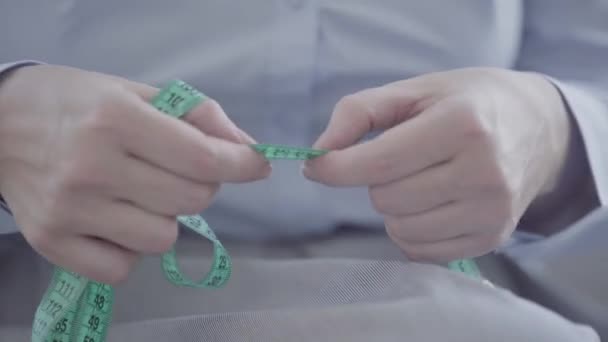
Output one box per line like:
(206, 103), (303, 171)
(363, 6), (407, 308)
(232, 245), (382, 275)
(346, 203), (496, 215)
(55, 280), (77, 300)
(251, 144), (327, 160)
(93, 295), (105, 310)
(42, 299), (63, 318)
(166, 93), (185, 108)
(87, 315), (100, 331)
(218, 255), (228, 270)
(55, 318), (68, 333)
(153, 80), (206, 117)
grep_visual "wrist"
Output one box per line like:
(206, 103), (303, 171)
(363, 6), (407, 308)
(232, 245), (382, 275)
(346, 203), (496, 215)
(0, 63), (41, 195)
(527, 72), (575, 197)
(519, 72), (592, 230)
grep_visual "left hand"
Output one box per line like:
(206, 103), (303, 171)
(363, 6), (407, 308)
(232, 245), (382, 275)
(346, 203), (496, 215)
(304, 68), (571, 262)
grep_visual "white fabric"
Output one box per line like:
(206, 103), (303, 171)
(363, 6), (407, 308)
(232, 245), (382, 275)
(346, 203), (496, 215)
(0, 233), (600, 342)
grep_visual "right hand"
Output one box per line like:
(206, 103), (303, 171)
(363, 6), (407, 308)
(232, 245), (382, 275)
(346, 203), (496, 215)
(0, 65), (270, 284)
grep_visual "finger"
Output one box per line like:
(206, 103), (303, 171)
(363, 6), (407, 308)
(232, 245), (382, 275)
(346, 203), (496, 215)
(389, 233), (498, 263)
(313, 86), (427, 150)
(305, 98), (468, 187)
(104, 74), (255, 144)
(384, 200), (492, 244)
(89, 200), (179, 254)
(48, 235), (139, 284)
(369, 160), (458, 216)
(114, 95), (270, 183)
(184, 98), (256, 144)
(96, 73), (158, 101)
(115, 156), (218, 216)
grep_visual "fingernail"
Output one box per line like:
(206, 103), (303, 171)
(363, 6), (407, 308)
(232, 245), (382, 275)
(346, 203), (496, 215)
(300, 164), (312, 179)
(263, 163), (273, 177)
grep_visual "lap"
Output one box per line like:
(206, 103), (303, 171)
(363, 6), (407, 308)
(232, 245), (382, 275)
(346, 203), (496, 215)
(0, 233), (599, 342)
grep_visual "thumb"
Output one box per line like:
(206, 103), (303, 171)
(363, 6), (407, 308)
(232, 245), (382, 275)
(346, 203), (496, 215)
(313, 84), (425, 151)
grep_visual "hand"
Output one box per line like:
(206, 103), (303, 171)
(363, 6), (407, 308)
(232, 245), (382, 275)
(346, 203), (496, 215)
(304, 68), (571, 262)
(0, 65), (270, 283)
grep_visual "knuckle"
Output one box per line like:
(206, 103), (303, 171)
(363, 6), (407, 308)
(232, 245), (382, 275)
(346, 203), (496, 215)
(58, 158), (106, 190)
(482, 201), (517, 245)
(462, 117), (488, 143)
(58, 161), (88, 190)
(478, 232), (509, 253)
(192, 146), (219, 176)
(401, 245), (425, 262)
(370, 153), (399, 183)
(149, 220), (178, 253)
(384, 217), (403, 240)
(83, 98), (122, 137)
(307, 163), (339, 186)
(335, 93), (377, 128)
(103, 258), (133, 285)
(197, 184), (219, 206)
(369, 187), (390, 214)
(454, 105), (491, 145)
(39, 198), (70, 234)
(335, 94), (362, 114)
(385, 223), (430, 261)
(491, 193), (516, 226)
(451, 96), (479, 115)
(474, 157), (515, 201)
(487, 181), (516, 221)
(180, 185), (219, 214)
(201, 98), (223, 115)
(24, 225), (54, 254)
(187, 99), (226, 128)
(179, 203), (202, 216)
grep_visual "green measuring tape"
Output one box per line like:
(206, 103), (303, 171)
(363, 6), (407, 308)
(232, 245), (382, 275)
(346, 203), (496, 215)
(31, 80), (483, 342)
(448, 259), (481, 278)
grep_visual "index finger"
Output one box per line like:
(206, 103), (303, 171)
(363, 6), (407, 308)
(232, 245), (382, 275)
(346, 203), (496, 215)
(110, 76), (252, 144)
(114, 92), (270, 183)
(304, 99), (469, 187)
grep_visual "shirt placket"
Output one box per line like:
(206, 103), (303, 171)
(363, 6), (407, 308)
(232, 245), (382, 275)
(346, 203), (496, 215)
(264, 0), (318, 145)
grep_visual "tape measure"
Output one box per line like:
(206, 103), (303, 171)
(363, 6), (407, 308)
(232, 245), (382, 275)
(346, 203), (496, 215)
(31, 80), (483, 342)
(251, 144), (327, 160)
(448, 259), (481, 278)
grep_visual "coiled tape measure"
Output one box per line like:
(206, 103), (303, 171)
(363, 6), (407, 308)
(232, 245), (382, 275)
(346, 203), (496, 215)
(32, 80), (484, 342)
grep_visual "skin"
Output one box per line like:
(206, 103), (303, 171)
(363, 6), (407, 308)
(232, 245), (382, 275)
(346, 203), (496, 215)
(0, 65), (579, 282)
(0, 65), (270, 284)
(304, 68), (576, 262)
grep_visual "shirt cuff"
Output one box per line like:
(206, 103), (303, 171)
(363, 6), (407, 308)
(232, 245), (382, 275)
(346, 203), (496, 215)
(0, 60), (41, 77)
(549, 79), (608, 206)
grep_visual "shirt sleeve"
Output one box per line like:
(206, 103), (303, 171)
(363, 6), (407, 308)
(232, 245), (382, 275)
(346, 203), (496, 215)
(0, 60), (40, 235)
(515, 0), (608, 207)
(0, 61), (41, 81)
(504, 2), (608, 334)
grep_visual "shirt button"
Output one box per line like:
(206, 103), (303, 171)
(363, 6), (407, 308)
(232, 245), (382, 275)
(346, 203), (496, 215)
(287, 0), (305, 9)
